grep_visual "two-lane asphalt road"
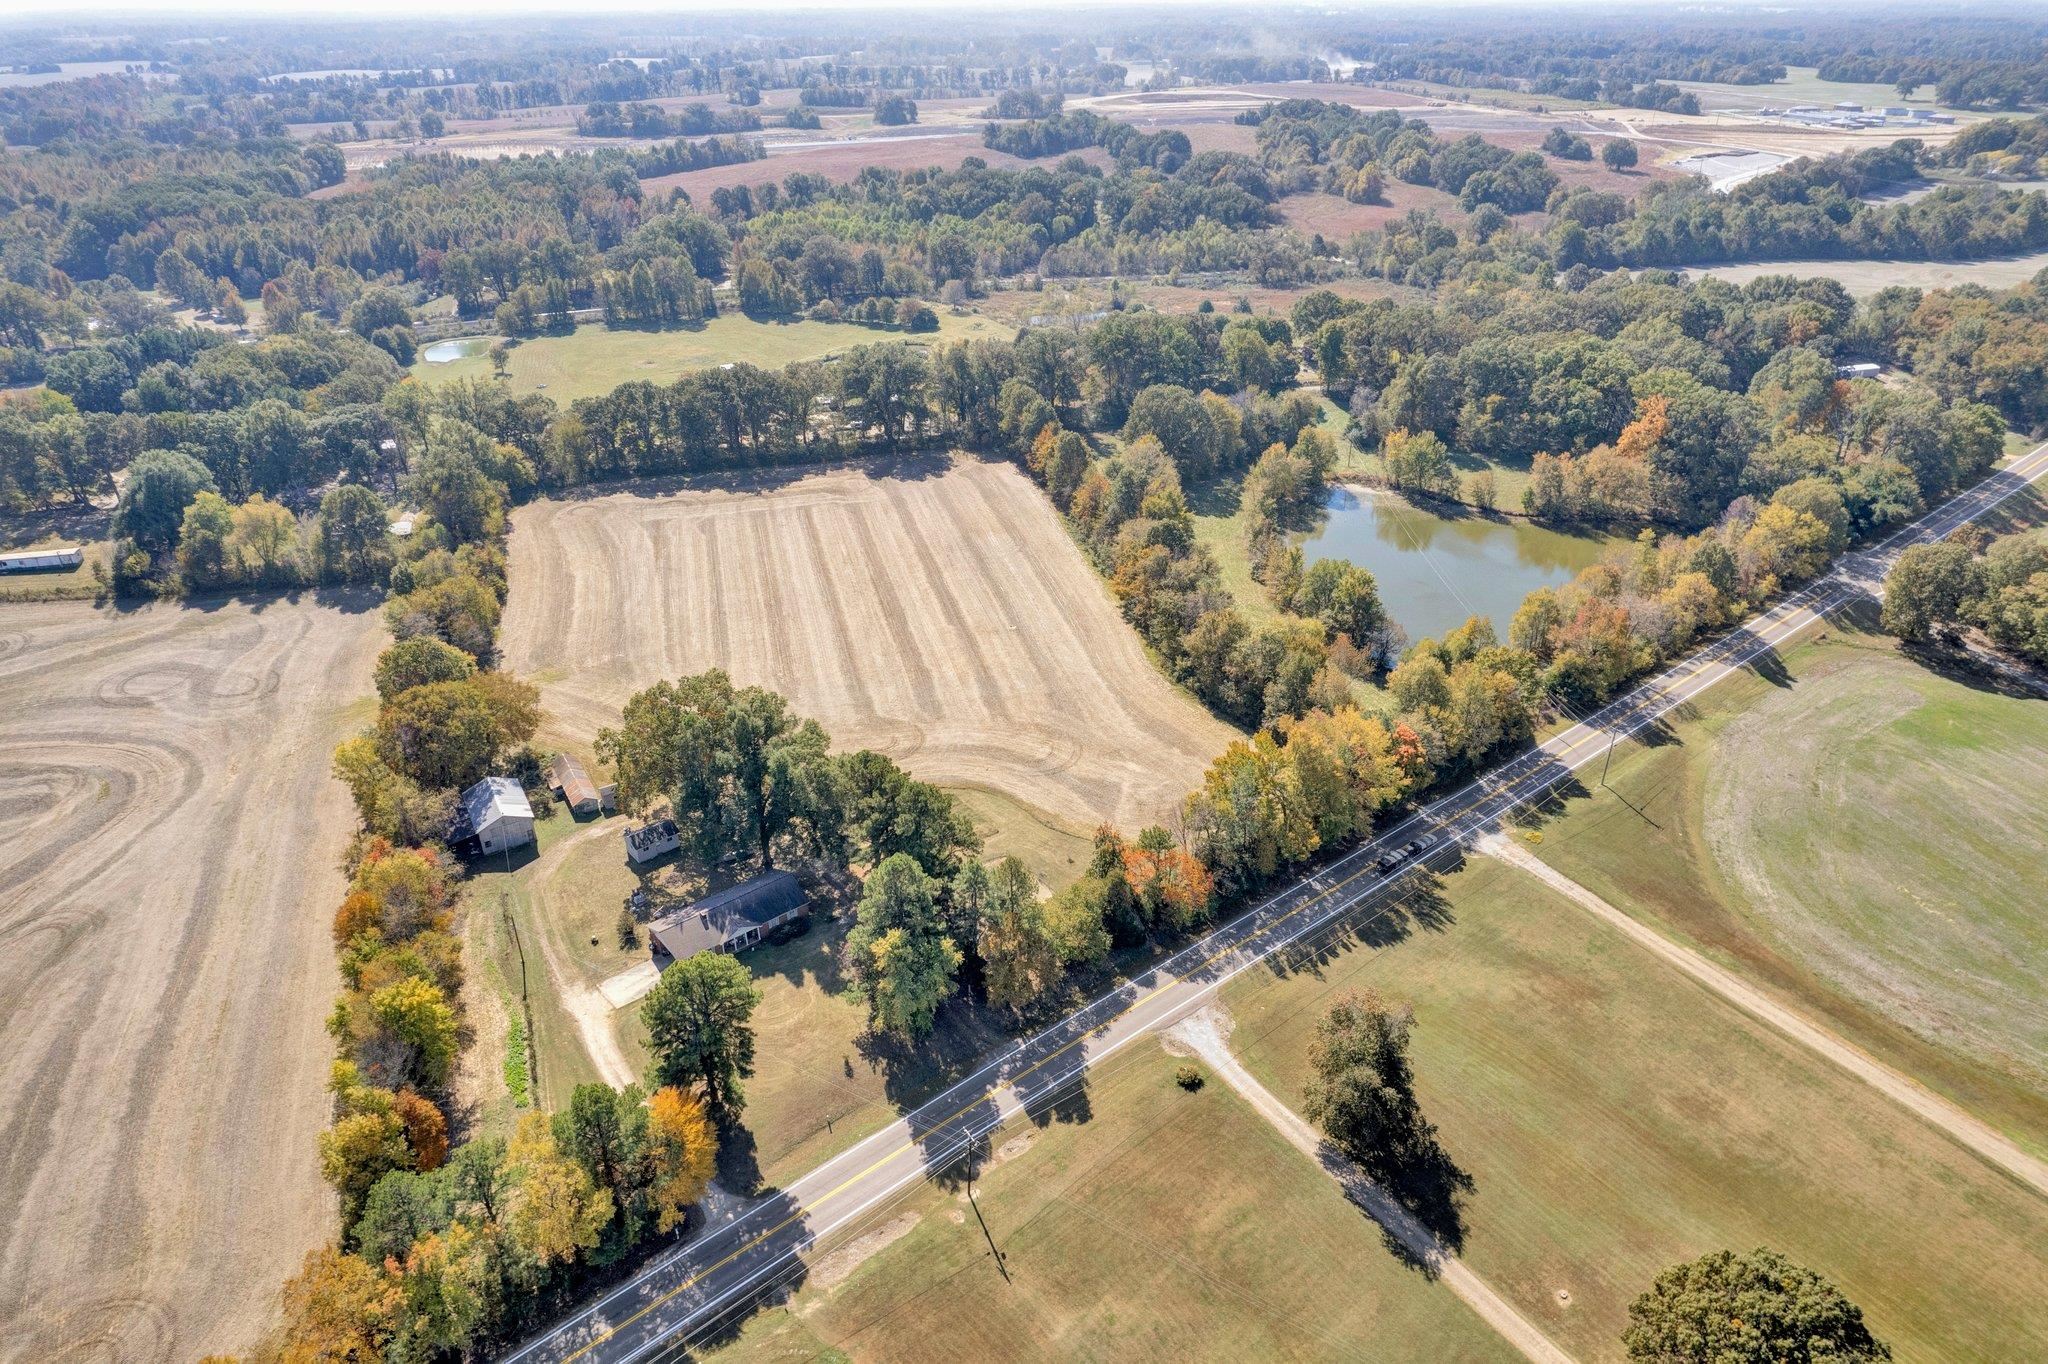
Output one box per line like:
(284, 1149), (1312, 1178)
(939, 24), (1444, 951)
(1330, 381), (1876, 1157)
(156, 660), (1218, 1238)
(507, 441), (2048, 1364)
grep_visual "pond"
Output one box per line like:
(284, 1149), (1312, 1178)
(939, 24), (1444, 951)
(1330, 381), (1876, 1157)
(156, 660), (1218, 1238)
(1301, 486), (1615, 644)
(420, 336), (492, 364)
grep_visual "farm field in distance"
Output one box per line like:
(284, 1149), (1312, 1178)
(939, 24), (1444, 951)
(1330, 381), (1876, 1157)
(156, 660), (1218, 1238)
(1688, 249), (2048, 296)
(0, 594), (383, 1360)
(500, 454), (1238, 832)
(410, 312), (1011, 402)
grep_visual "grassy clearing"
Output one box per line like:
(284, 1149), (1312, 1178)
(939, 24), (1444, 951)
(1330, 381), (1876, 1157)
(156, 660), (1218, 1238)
(708, 1051), (1519, 1364)
(947, 784), (1095, 894)
(410, 312), (1009, 401)
(1521, 605), (2048, 1160)
(1678, 66), (1984, 120)
(1221, 845), (2048, 1362)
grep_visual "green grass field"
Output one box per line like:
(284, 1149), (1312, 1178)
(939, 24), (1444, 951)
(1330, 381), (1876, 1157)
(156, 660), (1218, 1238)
(709, 1051), (1519, 1364)
(1221, 844), (2048, 1361)
(1523, 605), (2048, 1161)
(410, 312), (1010, 402)
(1678, 65), (1988, 121)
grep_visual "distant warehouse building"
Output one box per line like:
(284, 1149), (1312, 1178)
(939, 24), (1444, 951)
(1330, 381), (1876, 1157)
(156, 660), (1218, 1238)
(453, 776), (536, 857)
(0, 545), (83, 573)
(649, 871), (807, 963)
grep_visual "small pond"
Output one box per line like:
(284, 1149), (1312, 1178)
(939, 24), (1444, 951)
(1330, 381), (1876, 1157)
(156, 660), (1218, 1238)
(420, 336), (492, 364)
(1301, 486), (1615, 644)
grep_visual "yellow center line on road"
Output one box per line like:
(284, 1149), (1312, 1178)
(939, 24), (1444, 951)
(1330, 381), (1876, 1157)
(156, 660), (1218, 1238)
(558, 628), (1798, 1362)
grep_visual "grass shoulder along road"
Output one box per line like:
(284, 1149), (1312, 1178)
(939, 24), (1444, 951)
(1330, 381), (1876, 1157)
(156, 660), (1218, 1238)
(1219, 830), (2048, 1362)
(1518, 601), (2048, 1163)
(703, 1049), (1522, 1364)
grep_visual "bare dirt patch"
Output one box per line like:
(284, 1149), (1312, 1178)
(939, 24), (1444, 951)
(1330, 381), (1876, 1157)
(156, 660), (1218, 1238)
(0, 592), (383, 1360)
(500, 455), (1237, 831)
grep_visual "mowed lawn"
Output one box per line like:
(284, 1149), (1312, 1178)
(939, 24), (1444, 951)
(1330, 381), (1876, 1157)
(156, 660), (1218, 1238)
(709, 1052), (1519, 1364)
(467, 795), (1084, 1185)
(1525, 606), (2048, 1159)
(410, 312), (1010, 402)
(1221, 851), (2048, 1361)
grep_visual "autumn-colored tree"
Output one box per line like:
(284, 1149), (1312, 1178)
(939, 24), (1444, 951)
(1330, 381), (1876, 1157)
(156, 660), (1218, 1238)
(367, 977), (460, 1090)
(1120, 828), (1216, 932)
(503, 1112), (613, 1265)
(319, 1106), (412, 1231)
(398, 1220), (495, 1356)
(333, 892), (382, 947)
(645, 1086), (720, 1232)
(1615, 394), (1669, 462)
(393, 1090), (450, 1171)
(279, 1246), (399, 1364)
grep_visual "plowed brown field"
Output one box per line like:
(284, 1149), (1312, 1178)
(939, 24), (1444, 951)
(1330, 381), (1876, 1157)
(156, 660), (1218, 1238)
(0, 594), (383, 1361)
(501, 456), (1237, 830)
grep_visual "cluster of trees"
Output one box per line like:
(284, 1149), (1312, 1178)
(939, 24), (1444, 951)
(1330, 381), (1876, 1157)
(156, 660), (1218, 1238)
(1295, 272), (2006, 534)
(285, 1074), (719, 1360)
(1386, 148), (2048, 289)
(1882, 527), (2048, 666)
(597, 671), (1218, 1034)
(1242, 101), (1559, 213)
(575, 100), (759, 138)
(1938, 115), (2048, 181)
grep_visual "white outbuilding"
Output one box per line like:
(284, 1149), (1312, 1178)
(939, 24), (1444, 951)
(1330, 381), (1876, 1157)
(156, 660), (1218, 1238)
(457, 777), (536, 856)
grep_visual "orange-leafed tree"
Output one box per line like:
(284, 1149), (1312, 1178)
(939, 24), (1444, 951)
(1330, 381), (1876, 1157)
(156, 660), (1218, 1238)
(393, 1090), (449, 1172)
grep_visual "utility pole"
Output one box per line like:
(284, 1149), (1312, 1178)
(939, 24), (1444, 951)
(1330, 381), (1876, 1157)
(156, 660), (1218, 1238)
(1598, 728), (1617, 790)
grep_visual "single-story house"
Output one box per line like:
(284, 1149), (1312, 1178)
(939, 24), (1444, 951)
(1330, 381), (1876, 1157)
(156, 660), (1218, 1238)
(454, 776), (536, 856)
(649, 870), (807, 963)
(0, 545), (84, 573)
(551, 752), (602, 817)
(625, 817), (681, 865)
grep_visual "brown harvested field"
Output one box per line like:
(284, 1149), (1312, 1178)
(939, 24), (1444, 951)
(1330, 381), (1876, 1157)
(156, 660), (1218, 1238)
(500, 455), (1237, 830)
(1278, 179), (1466, 239)
(0, 593), (382, 1361)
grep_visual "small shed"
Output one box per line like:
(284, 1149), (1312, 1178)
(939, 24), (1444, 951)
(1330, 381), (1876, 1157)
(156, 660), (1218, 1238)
(0, 545), (84, 573)
(625, 817), (681, 865)
(550, 752), (602, 817)
(649, 871), (807, 962)
(456, 777), (536, 856)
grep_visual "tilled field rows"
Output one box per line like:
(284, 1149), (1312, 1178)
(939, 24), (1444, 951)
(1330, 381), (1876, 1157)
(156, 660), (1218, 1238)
(0, 595), (382, 1361)
(502, 457), (1238, 830)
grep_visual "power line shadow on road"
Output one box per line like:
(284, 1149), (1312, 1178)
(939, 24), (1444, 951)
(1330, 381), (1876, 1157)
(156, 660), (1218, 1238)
(577, 1188), (816, 1364)
(1012, 1053), (1093, 1130)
